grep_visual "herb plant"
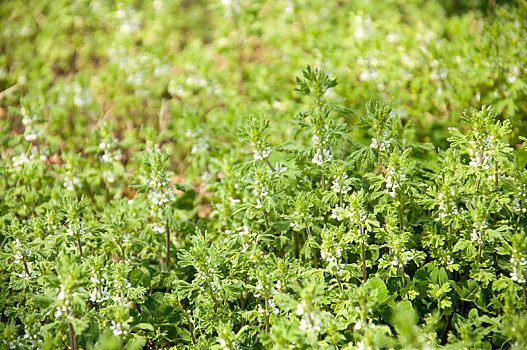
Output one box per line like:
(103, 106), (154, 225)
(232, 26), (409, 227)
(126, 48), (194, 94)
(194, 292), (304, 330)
(1, 1), (527, 349)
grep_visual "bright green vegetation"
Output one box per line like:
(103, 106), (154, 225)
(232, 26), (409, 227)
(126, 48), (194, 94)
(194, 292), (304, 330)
(1, 1), (527, 349)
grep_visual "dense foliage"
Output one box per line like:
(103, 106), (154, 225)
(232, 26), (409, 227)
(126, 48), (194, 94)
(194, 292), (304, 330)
(1, 0), (527, 349)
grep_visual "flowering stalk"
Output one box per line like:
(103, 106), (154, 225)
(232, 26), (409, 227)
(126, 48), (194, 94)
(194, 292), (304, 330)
(305, 223), (318, 268)
(141, 148), (177, 269)
(332, 190), (379, 283)
(252, 166), (273, 231)
(400, 264), (406, 288)
(62, 197), (87, 258)
(176, 299), (197, 345)
(165, 222), (170, 269)
(360, 224), (367, 283)
(362, 98), (394, 172)
(397, 193), (404, 231)
(264, 297), (270, 332)
(14, 239), (32, 278)
(207, 276), (220, 310)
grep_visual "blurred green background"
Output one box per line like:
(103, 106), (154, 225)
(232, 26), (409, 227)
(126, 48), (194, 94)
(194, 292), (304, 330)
(1, 0), (526, 177)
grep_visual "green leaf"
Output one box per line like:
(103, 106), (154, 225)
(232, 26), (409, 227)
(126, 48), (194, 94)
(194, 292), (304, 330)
(366, 276), (388, 304)
(129, 268), (151, 288)
(132, 323), (155, 332)
(174, 183), (194, 191)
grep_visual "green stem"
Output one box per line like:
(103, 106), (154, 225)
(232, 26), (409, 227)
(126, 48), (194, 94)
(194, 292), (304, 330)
(336, 273), (344, 292)
(306, 225), (318, 267)
(377, 136), (383, 171)
(76, 235), (83, 258)
(264, 298), (270, 333)
(514, 212), (521, 234)
(494, 161), (499, 189)
(207, 278), (220, 310)
(118, 242), (126, 261)
(360, 225), (367, 283)
(448, 224), (453, 251)
(262, 210), (270, 231)
(178, 300), (197, 345)
(165, 222), (170, 269)
(397, 193), (404, 231)
(292, 230), (300, 259)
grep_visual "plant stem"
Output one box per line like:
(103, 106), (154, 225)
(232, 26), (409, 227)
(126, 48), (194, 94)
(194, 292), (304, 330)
(321, 173), (325, 189)
(306, 225), (318, 267)
(262, 210), (270, 231)
(118, 242), (126, 261)
(339, 192), (343, 208)
(397, 193), (404, 231)
(514, 212), (521, 234)
(22, 259), (30, 278)
(360, 225), (367, 283)
(292, 230), (300, 259)
(207, 279), (220, 310)
(68, 322), (77, 350)
(178, 300), (197, 345)
(264, 298), (270, 332)
(165, 222), (170, 269)
(336, 274), (344, 292)
(494, 161), (499, 189)
(523, 284), (527, 307)
(76, 235), (83, 258)
(440, 313), (450, 344)
(448, 224), (453, 251)
(401, 267), (406, 288)
(265, 159), (275, 172)
(119, 336), (124, 350)
(377, 136), (383, 171)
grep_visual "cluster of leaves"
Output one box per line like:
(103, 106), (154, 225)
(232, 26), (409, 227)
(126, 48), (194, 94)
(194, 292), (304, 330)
(1, 1), (527, 349)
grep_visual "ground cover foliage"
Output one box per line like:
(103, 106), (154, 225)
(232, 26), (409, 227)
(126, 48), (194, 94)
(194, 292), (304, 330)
(1, 0), (527, 349)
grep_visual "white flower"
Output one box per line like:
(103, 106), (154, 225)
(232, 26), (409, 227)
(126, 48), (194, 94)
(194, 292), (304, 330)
(296, 301), (305, 316)
(269, 299), (279, 314)
(331, 173), (351, 194)
(219, 337), (231, 350)
(152, 223), (166, 234)
(110, 321), (128, 336)
(12, 153), (30, 167)
(446, 255), (454, 265)
(253, 146), (271, 161)
(299, 311), (322, 332)
(275, 162), (287, 174)
(470, 229), (479, 242)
